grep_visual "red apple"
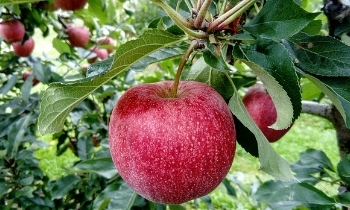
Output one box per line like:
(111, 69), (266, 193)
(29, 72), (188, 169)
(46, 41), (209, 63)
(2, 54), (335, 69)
(22, 71), (39, 85)
(67, 26), (90, 47)
(0, 19), (25, 43)
(12, 36), (35, 57)
(242, 84), (291, 142)
(87, 48), (108, 63)
(97, 37), (115, 54)
(54, 0), (87, 11)
(109, 81), (236, 204)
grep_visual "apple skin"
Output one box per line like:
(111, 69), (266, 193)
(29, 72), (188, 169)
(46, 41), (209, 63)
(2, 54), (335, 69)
(242, 84), (291, 142)
(97, 37), (115, 54)
(22, 71), (39, 85)
(12, 37), (35, 57)
(0, 19), (25, 43)
(54, 0), (87, 10)
(109, 81), (236, 204)
(87, 48), (109, 63)
(67, 26), (90, 47)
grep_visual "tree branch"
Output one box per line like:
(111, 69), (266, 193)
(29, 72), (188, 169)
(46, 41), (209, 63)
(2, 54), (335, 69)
(301, 101), (334, 123)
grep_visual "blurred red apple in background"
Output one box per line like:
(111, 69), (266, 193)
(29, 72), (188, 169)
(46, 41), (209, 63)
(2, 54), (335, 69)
(243, 84), (292, 142)
(88, 48), (108, 63)
(22, 71), (39, 85)
(12, 36), (35, 57)
(54, 0), (87, 11)
(0, 19), (25, 43)
(97, 37), (115, 54)
(67, 25), (90, 47)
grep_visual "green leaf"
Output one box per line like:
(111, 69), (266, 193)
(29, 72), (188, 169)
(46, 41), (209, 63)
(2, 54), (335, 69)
(73, 157), (117, 179)
(233, 114), (259, 157)
(49, 174), (81, 199)
(243, 0), (319, 40)
(19, 174), (34, 186)
(291, 149), (334, 184)
(233, 39), (301, 129)
(7, 114), (31, 158)
(38, 29), (185, 135)
(0, 0), (43, 5)
(130, 47), (183, 72)
(88, 0), (108, 24)
(52, 38), (71, 54)
(15, 186), (35, 198)
(0, 181), (8, 199)
(222, 178), (236, 197)
(255, 181), (335, 209)
(337, 155), (350, 186)
(93, 181), (137, 210)
(77, 136), (93, 161)
(300, 78), (323, 101)
(106, 0), (117, 23)
(285, 33), (350, 77)
(33, 62), (51, 84)
(108, 182), (137, 210)
(228, 90), (293, 180)
(302, 73), (350, 128)
(168, 204), (186, 210)
(185, 57), (234, 100)
(0, 74), (18, 95)
(21, 74), (33, 101)
(336, 192), (350, 205)
(86, 57), (114, 78)
(202, 47), (230, 72)
(301, 20), (322, 35)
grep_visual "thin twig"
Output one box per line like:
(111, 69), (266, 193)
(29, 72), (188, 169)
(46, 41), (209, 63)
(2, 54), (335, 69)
(194, 0), (212, 29)
(207, 0), (256, 32)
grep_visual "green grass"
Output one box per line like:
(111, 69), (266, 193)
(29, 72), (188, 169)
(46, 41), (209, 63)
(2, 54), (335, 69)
(273, 114), (338, 164)
(35, 136), (79, 180)
(230, 113), (339, 178)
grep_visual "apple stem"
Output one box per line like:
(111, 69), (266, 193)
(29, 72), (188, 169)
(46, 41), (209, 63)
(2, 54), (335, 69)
(171, 40), (201, 98)
(58, 16), (69, 30)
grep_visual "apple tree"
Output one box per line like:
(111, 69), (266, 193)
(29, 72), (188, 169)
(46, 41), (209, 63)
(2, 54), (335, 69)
(1, 0), (350, 209)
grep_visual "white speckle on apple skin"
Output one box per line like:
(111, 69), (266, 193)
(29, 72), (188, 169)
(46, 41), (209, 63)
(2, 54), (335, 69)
(109, 81), (236, 204)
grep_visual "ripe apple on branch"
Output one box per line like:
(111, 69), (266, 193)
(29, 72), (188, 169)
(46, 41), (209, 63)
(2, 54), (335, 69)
(109, 81), (236, 204)
(0, 19), (25, 43)
(12, 36), (35, 57)
(66, 25), (90, 48)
